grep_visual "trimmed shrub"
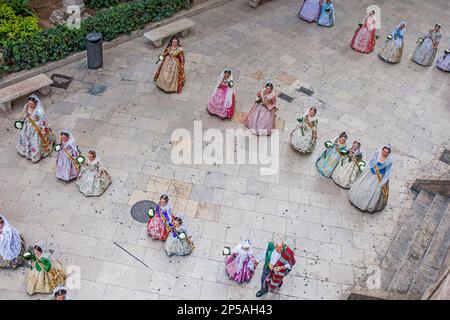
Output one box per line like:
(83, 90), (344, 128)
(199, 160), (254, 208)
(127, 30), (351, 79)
(85, 0), (119, 10)
(0, 3), (40, 47)
(1, 0), (189, 74)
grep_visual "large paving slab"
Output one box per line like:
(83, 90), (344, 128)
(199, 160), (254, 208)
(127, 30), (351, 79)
(0, 0), (449, 300)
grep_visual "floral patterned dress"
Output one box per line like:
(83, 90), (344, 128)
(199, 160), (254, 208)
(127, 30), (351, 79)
(16, 103), (54, 163)
(76, 158), (112, 196)
(316, 141), (348, 177)
(56, 143), (80, 181)
(290, 115), (318, 154)
(207, 82), (236, 119)
(245, 88), (277, 136)
(154, 46), (185, 93)
(147, 205), (172, 241)
(164, 226), (193, 257)
(350, 14), (377, 53)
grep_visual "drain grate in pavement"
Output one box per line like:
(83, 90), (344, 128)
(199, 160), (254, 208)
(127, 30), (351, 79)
(130, 200), (156, 223)
(278, 92), (294, 103)
(50, 74), (73, 89)
(296, 86), (314, 96)
(439, 149), (450, 165)
(88, 83), (107, 95)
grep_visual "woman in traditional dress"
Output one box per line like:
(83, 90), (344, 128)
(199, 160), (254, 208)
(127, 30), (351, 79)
(317, 0), (335, 27)
(26, 241), (67, 295)
(16, 94), (54, 163)
(56, 130), (80, 181)
(164, 215), (194, 257)
(245, 81), (277, 136)
(350, 10), (377, 53)
(412, 24), (442, 66)
(225, 239), (258, 284)
(207, 68), (236, 119)
(316, 132), (348, 178)
(0, 215), (26, 269)
(348, 145), (393, 213)
(436, 48), (450, 72)
(154, 36), (185, 93)
(331, 139), (363, 189)
(76, 150), (112, 197)
(290, 106), (318, 154)
(147, 193), (173, 241)
(298, 0), (322, 23)
(379, 21), (406, 63)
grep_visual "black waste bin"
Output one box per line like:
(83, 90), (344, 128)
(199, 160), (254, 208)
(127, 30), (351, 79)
(86, 32), (103, 69)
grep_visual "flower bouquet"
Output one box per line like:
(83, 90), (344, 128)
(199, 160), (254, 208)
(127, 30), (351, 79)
(14, 120), (24, 130)
(358, 160), (366, 171)
(324, 141), (333, 148)
(417, 37), (424, 44)
(227, 80), (234, 88)
(445, 49), (450, 55)
(296, 117), (304, 123)
(178, 232), (187, 240)
(387, 34), (393, 40)
(222, 246), (231, 256)
(358, 21), (363, 27)
(147, 208), (155, 218)
(156, 54), (164, 64)
(54, 143), (62, 152)
(255, 97), (263, 104)
(76, 156), (86, 165)
(22, 251), (33, 260)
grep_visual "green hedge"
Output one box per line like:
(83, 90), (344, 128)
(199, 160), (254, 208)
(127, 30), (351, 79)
(0, 3), (40, 47)
(1, 0), (189, 74)
(85, 0), (120, 10)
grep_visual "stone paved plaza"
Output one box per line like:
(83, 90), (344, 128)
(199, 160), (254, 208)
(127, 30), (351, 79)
(0, 0), (449, 300)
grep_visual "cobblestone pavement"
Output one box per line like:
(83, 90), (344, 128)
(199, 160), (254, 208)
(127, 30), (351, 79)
(0, 0), (449, 300)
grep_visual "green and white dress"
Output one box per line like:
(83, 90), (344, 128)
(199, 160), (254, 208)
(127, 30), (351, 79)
(76, 156), (112, 197)
(331, 146), (363, 189)
(290, 113), (318, 154)
(316, 140), (348, 178)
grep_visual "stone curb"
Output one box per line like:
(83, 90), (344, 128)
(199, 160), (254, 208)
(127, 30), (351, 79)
(0, 0), (232, 89)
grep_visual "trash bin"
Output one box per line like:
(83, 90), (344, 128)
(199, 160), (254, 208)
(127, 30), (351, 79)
(86, 32), (103, 69)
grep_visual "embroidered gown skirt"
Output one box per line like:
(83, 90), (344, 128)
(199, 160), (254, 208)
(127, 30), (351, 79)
(245, 103), (275, 136)
(207, 85), (235, 119)
(379, 38), (404, 63)
(76, 164), (112, 196)
(0, 235), (26, 269)
(348, 168), (389, 213)
(56, 147), (79, 181)
(351, 26), (376, 53)
(155, 57), (181, 93)
(298, 0), (321, 22)
(164, 233), (192, 257)
(225, 254), (256, 284)
(436, 53), (450, 71)
(16, 117), (54, 163)
(331, 159), (362, 189)
(290, 123), (317, 154)
(412, 38), (438, 66)
(147, 215), (169, 241)
(316, 147), (342, 177)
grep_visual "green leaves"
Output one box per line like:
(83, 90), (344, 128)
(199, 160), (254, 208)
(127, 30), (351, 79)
(0, 0), (189, 74)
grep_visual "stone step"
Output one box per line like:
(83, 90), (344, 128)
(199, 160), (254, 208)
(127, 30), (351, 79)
(379, 190), (435, 290)
(388, 193), (450, 294)
(408, 197), (450, 298)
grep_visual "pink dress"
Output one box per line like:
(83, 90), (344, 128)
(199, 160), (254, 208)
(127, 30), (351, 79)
(245, 89), (276, 136)
(56, 143), (80, 181)
(146, 205), (172, 241)
(207, 83), (236, 119)
(225, 248), (258, 284)
(350, 15), (377, 53)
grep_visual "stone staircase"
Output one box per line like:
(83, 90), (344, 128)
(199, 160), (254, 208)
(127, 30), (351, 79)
(379, 189), (450, 299)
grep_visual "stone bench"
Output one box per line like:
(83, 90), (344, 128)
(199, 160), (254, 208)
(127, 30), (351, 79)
(143, 18), (195, 48)
(0, 74), (53, 112)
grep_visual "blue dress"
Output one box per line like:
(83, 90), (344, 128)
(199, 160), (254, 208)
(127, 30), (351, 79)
(316, 142), (348, 178)
(317, 2), (335, 27)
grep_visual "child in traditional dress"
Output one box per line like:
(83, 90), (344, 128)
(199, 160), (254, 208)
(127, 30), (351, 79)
(0, 214), (26, 269)
(290, 106), (318, 154)
(316, 132), (349, 177)
(26, 241), (66, 295)
(164, 215), (194, 257)
(147, 193), (173, 241)
(225, 239), (258, 284)
(207, 68), (236, 119)
(56, 130), (80, 181)
(76, 150), (112, 197)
